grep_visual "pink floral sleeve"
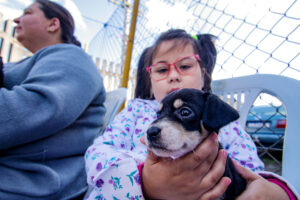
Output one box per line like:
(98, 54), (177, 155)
(84, 99), (158, 200)
(219, 121), (265, 172)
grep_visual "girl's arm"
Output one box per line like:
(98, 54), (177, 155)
(141, 133), (229, 200)
(219, 121), (265, 171)
(234, 160), (299, 200)
(85, 100), (151, 199)
(221, 121), (299, 199)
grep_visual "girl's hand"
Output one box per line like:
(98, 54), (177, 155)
(233, 160), (290, 200)
(140, 133), (231, 200)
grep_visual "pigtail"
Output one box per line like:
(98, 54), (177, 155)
(134, 47), (153, 99)
(194, 34), (217, 92)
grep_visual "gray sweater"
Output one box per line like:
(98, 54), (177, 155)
(0, 44), (106, 199)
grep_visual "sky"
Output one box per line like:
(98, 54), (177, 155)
(1, 0), (299, 83)
(0, 0), (200, 46)
(1, 0), (299, 107)
(0, 0), (117, 46)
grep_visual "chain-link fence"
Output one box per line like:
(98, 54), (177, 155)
(89, 0), (300, 80)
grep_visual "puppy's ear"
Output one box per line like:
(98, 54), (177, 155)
(202, 93), (239, 132)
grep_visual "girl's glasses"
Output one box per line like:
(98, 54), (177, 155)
(146, 54), (200, 81)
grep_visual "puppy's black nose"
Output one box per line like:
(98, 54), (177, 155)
(147, 126), (161, 141)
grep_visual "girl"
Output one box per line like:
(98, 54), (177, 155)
(85, 29), (297, 199)
(0, 0), (105, 199)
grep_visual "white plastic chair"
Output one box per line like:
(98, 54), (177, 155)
(99, 87), (127, 135)
(211, 74), (300, 193)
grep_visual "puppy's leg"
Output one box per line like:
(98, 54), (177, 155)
(220, 144), (247, 200)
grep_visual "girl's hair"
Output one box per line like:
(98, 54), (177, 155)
(35, 0), (81, 47)
(134, 29), (217, 99)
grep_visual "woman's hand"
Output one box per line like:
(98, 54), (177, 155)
(234, 160), (290, 200)
(140, 133), (231, 200)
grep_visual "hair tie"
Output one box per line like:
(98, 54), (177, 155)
(191, 35), (198, 40)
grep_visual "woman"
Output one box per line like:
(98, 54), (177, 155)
(0, 0), (105, 199)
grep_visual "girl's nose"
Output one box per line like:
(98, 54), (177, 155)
(167, 64), (181, 82)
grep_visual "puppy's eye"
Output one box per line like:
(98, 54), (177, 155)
(179, 107), (192, 117)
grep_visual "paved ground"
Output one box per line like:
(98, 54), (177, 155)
(260, 152), (282, 175)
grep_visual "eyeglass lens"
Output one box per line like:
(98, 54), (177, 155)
(150, 56), (198, 80)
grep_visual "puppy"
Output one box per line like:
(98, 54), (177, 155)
(145, 88), (246, 199)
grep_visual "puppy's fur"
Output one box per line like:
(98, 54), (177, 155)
(146, 88), (246, 199)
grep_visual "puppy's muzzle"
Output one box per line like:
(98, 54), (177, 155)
(146, 126), (161, 142)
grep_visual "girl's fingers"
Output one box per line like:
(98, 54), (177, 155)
(196, 149), (228, 190)
(232, 159), (260, 181)
(140, 135), (146, 145)
(180, 132), (219, 170)
(199, 177), (231, 200)
(145, 149), (161, 164)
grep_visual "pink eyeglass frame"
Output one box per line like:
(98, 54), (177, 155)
(146, 54), (201, 81)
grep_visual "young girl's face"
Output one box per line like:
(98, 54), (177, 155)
(150, 40), (205, 102)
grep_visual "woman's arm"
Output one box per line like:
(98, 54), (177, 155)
(0, 45), (103, 150)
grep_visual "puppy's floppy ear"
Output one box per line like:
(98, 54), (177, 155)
(202, 93), (239, 132)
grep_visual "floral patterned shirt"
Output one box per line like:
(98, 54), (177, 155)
(85, 98), (264, 200)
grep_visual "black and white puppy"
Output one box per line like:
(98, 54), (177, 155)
(145, 88), (246, 199)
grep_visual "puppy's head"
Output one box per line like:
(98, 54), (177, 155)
(145, 88), (239, 159)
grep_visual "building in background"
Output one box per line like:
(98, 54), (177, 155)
(0, 13), (32, 62)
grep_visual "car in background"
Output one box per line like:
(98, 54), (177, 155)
(246, 105), (286, 150)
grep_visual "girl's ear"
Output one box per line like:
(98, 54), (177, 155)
(202, 93), (240, 132)
(47, 18), (60, 32)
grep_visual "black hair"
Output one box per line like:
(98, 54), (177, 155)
(134, 29), (217, 99)
(35, 0), (81, 47)
(134, 47), (152, 99)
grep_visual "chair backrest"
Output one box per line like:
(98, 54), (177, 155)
(212, 74), (300, 192)
(99, 87), (127, 135)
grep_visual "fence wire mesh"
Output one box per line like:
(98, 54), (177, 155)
(89, 0), (300, 82)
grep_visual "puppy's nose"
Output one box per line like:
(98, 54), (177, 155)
(147, 126), (161, 141)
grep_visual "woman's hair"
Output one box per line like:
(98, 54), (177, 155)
(35, 0), (81, 47)
(134, 29), (217, 99)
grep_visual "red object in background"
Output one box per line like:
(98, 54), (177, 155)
(276, 119), (286, 129)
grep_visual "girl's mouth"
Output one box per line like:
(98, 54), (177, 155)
(168, 88), (180, 94)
